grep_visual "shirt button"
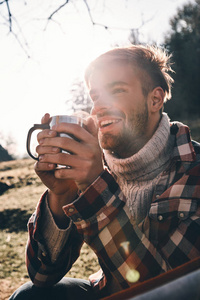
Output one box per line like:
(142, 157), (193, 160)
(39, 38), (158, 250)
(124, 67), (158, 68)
(42, 252), (46, 257)
(68, 207), (75, 213)
(76, 218), (82, 222)
(155, 195), (160, 199)
(158, 215), (163, 221)
(179, 212), (185, 218)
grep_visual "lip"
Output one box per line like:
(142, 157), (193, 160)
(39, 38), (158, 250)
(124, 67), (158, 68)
(98, 117), (122, 131)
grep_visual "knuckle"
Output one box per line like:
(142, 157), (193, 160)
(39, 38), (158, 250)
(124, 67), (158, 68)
(71, 124), (82, 136)
(37, 129), (51, 142)
(59, 138), (68, 149)
(71, 123), (80, 130)
(37, 130), (45, 140)
(35, 144), (41, 153)
(87, 149), (95, 160)
(52, 147), (60, 153)
(55, 168), (66, 178)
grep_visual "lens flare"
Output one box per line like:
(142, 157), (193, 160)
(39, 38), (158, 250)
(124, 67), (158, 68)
(120, 241), (130, 256)
(120, 241), (140, 283)
(126, 269), (140, 283)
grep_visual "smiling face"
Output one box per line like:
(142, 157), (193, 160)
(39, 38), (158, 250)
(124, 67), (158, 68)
(88, 62), (154, 158)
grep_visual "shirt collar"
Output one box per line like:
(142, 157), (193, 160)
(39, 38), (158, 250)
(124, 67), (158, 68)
(170, 122), (196, 162)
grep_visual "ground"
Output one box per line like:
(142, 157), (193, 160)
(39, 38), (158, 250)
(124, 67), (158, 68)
(0, 159), (99, 300)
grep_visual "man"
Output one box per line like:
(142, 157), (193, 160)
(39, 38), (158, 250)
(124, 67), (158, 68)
(10, 45), (200, 299)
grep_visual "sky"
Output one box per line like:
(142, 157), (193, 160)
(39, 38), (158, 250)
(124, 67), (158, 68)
(0, 0), (195, 158)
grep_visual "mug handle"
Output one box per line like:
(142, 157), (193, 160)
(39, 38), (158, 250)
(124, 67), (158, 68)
(26, 123), (50, 160)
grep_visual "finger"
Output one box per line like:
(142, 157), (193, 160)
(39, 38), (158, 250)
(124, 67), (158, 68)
(38, 136), (86, 155)
(52, 123), (94, 143)
(54, 167), (78, 180)
(53, 164), (99, 190)
(37, 129), (57, 143)
(41, 113), (51, 124)
(85, 116), (98, 137)
(53, 161), (89, 181)
(35, 161), (56, 172)
(36, 145), (60, 155)
(38, 152), (82, 168)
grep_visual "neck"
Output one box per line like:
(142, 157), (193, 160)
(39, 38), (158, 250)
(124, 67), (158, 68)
(113, 137), (149, 158)
(114, 113), (162, 159)
(104, 113), (172, 181)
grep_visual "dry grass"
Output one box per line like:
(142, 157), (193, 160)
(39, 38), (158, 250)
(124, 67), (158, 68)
(0, 159), (99, 300)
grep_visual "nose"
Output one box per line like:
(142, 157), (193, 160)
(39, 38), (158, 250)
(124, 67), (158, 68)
(91, 92), (112, 116)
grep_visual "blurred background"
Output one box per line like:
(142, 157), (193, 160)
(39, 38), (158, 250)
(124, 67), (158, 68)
(0, 0), (199, 159)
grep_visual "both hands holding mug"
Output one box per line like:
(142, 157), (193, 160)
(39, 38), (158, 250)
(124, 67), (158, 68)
(26, 113), (104, 227)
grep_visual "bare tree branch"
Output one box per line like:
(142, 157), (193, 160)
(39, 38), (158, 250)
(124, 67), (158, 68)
(82, 0), (95, 25)
(0, 0), (12, 31)
(44, 0), (69, 30)
(0, 0), (30, 57)
(45, 0), (139, 32)
(0, 0), (156, 58)
(10, 30), (30, 58)
(5, 0), (12, 31)
(82, 0), (154, 34)
(47, 0), (69, 21)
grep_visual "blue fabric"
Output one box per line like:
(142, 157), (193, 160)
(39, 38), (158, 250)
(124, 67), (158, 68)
(9, 267), (200, 300)
(9, 277), (99, 300)
(130, 269), (200, 300)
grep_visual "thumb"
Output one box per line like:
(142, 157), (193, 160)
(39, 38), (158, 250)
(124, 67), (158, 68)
(41, 113), (51, 124)
(85, 116), (98, 137)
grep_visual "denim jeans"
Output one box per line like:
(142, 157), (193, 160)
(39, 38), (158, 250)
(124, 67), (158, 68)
(9, 277), (103, 300)
(9, 269), (200, 300)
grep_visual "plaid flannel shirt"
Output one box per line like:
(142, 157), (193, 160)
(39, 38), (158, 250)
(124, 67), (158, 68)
(26, 122), (200, 293)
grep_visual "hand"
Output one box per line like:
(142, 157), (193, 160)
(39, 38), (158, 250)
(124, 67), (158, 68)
(35, 113), (78, 198)
(37, 114), (104, 192)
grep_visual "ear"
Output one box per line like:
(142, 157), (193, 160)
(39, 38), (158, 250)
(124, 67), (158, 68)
(148, 87), (164, 113)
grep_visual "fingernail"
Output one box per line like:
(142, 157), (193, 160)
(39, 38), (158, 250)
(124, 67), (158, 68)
(39, 155), (44, 161)
(52, 147), (58, 152)
(48, 163), (54, 168)
(49, 130), (55, 136)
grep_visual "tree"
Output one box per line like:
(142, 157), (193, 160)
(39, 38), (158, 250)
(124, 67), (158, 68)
(0, 0), (155, 58)
(0, 144), (13, 161)
(0, 132), (16, 160)
(66, 78), (92, 114)
(164, 0), (200, 119)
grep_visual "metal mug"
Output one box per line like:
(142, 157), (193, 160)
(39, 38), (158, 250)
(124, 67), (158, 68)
(26, 115), (85, 161)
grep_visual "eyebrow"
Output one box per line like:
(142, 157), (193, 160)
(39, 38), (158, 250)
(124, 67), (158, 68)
(89, 81), (129, 97)
(107, 81), (128, 88)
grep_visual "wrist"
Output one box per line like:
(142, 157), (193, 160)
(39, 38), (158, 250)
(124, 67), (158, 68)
(76, 167), (104, 192)
(47, 187), (78, 228)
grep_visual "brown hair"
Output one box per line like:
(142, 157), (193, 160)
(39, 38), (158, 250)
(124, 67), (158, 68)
(85, 45), (174, 102)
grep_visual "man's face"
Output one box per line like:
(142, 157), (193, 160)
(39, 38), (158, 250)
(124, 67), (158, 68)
(89, 62), (150, 158)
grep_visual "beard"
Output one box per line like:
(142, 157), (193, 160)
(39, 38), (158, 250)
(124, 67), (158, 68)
(99, 103), (149, 158)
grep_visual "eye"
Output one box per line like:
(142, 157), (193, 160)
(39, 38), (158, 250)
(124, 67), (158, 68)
(112, 88), (126, 94)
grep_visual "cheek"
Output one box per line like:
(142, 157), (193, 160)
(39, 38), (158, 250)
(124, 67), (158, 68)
(126, 101), (148, 125)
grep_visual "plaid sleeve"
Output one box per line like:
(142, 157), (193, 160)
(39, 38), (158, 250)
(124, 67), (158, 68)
(63, 170), (169, 289)
(26, 191), (83, 287)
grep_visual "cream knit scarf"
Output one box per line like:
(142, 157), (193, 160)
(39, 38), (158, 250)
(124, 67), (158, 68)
(104, 113), (175, 224)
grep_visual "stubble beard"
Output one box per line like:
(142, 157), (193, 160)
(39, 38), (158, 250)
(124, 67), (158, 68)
(99, 104), (149, 157)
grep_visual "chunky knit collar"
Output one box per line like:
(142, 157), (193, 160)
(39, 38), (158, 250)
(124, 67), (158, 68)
(104, 113), (174, 182)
